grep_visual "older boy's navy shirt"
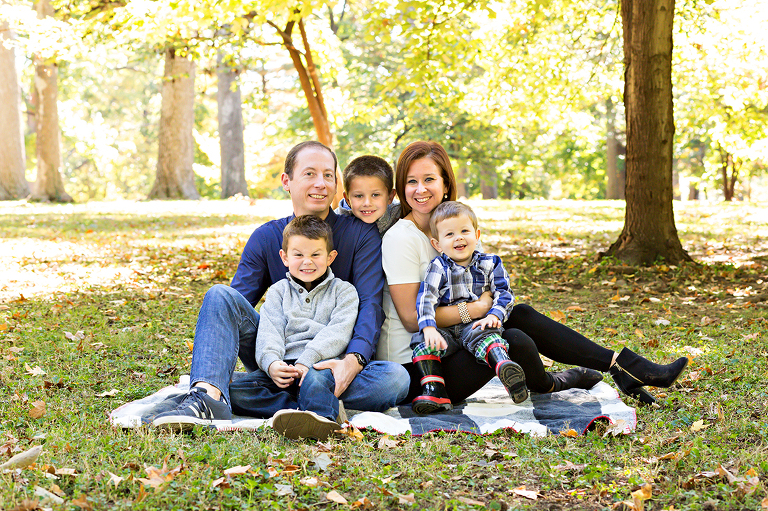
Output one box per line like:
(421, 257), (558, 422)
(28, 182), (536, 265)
(230, 208), (384, 363)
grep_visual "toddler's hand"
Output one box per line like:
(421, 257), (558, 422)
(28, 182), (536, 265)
(295, 363), (309, 386)
(423, 327), (447, 351)
(268, 361), (300, 388)
(472, 315), (501, 330)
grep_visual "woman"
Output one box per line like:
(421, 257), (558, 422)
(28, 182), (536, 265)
(377, 141), (688, 405)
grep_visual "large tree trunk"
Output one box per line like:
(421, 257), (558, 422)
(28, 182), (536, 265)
(30, 0), (72, 203)
(0, 15), (30, 200)
(272, 17), (342, 206)
(217, 53), (247, 198)
(717, 147), (738, 201)
(605, 98), (622, 200)
(148, 49), (199, 200)
(602, 0), (690, 265)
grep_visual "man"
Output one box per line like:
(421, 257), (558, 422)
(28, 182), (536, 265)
(152, 141), (409, 437)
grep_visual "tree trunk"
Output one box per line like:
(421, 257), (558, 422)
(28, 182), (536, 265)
(217, 53), (247, 198)
(148, 49), (199, 200)
(480, 164), (497, 199)
(602, 0), (691, 265)
(718, 148), (738, 201)
(273, 17), (341, 205)
(0, 15), (30, 200)
(30, 0), (72, 203)
(605, 98), (621, 200)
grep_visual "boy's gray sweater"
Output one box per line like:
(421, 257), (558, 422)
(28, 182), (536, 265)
(254, 269), (359, 373)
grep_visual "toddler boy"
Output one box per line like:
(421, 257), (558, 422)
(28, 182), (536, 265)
(410, 201), (527, 414)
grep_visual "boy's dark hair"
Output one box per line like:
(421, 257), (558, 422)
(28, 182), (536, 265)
(342, 155), (394, 193)
(282, 215), (334, 252)
(284, 141), (338, 179)
(429, 201), (478, 238)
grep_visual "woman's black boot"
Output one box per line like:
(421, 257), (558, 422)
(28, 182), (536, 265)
(547, 367), (603, 393)
(485, 343), (528, 403)
(609, 347), (689, 404)
(412, 355), (453, 415)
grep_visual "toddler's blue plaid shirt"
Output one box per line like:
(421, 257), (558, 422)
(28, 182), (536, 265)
(416, 251), (514, 331)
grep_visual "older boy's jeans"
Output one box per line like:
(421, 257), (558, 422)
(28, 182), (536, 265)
(189, 284), (409, 414)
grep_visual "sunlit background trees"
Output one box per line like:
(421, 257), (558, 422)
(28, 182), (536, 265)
(1, 0), (766, 203)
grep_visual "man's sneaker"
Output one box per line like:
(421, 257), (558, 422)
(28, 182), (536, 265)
(152, 387), (232, 432)
(271, 410), (341, 441)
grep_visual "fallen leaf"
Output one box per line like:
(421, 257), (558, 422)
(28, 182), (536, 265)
(313, 453), (332, 472)
(0, 445), (43, 471)
(761, 496), (768, 508)
(134, 484), (148, 503)
(326, 490), (348, 504)
(211, 477), (227, 488)
(377, 436), (400, 449)
(550, 310), (566, 323)
(108, 472), (124, 487)
(7, 499), (38, 511)
(55, 467), (77, 476)
(634, 328), (644, 339)
(223, 464), (251, 476)
(64, 331), (85, 341)
(605, 328), (618, 335)
(457, 496), (486, 506)
(137, 461), (183, 489)
(380, 472), (402, 484)
(338, 424), (364, 441)
(512, 486), (539, 500)
(631, 483), (652, 511)
(566, 305), (585, 312)
(300, 476), (320, 487)
(33, 485), (64, 505)
(560, 429), (578, 438)
(0, 323), (7, 332)
(351, 497), (373, 509)
(29, 401), (46, 419)
(24, 364), (46, 376)
(71, 495), (93, 510)
(690, 420), (710, 433)
(274, 483), (294, 496)
(185, 340), (194, 352)
(397, 493), (416, 504)
(96, 389), (118, 398)
(603, 419), (628, 437)
(552, 460), (586, 472)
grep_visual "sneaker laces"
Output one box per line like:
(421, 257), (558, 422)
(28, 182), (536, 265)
(176, 389), (214, 420)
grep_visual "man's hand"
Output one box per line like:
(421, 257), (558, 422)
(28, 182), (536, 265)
(472, 314), (501, 330)
(268, 361), (300, 388)
(423, 326), (447, 351)
(295, 363), (309, 386)
(313, 354), (362, 397)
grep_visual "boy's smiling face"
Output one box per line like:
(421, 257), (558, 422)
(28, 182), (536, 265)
(343, 176), (396, 224)
(430, 214), (480, 266)
(280, 235), (337, 283)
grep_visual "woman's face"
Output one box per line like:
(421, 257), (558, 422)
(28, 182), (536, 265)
(404, 158), (448, 216)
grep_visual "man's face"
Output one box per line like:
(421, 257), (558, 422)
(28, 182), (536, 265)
(281, 147), (337, 218)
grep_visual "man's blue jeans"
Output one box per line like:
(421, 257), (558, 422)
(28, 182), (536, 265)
(189, 284), (410, 415)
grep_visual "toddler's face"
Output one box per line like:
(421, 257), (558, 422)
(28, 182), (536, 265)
(344, 176), (395, 224)
(280, 235), (337, 283)
(431, 214), (480, 266)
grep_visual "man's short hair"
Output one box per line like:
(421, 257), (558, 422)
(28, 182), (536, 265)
(282, 215), (334, 252)
(342, 155), (394, 193)
(429, 201), (478, 238)
(284, 141), (338, 179)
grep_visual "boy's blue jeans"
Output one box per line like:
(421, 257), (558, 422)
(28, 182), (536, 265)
(189, 284), (409, 417)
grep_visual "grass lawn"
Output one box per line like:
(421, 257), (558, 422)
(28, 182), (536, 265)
(1, 198), (766, 510)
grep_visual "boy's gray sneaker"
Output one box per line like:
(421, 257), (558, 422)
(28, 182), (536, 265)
(152, 387), (232, 431)
(271, 410), (341, 441)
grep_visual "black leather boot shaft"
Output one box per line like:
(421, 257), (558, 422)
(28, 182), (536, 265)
(548, 367), (603, 393)
(610, 347), (689, 404)
(412, 355), (452, 415)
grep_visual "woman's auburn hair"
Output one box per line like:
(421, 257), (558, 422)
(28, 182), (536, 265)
(394, 140), (458, 218)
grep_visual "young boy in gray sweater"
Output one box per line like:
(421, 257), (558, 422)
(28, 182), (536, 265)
(245, 215), (359, 440)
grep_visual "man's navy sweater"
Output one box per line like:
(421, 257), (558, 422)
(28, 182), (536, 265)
(230, 208), (384, 363)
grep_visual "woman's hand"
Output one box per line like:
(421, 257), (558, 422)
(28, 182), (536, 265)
(468, 291), (494, 319)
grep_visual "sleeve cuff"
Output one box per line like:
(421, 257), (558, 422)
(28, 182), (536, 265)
(418, 318), (437, 330)
(259, 353), (281, 374)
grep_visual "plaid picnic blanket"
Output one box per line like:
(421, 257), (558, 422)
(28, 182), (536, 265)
(109, 376), (636, 437)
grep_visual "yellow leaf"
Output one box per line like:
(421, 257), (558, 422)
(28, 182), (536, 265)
(566, 305), (585, 312)
(397, 493), (416, 504)
(550, 310), (566, 323)
(0, 323), (8, 332)
(560, 429), (578, 438)
(635, 328), (644, 339)
(690, 420), (710, 432)
(351, 497), (373, 509)
(338, 424), (364, 441)
(605, 328), (618, 334)
(96, 389), (118, 398)
(211, 476), (226, 488)
(29, 400), (46, 419)
(185, 340), (194, 352)
(631, 483), (652, 511)
(326, 490), (348, 504)
(25, 363), (47, 376)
